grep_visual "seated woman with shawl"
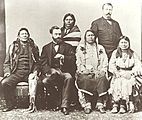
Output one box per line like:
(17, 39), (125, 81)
(75, 30), (109, 114)
(108, 36), (142, 114)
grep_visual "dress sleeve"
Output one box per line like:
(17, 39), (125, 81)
(132, 52), (142, 73)
(76, 44), (86, 72)
(109, 50), (118, 74)
(99, 45), (108, 72)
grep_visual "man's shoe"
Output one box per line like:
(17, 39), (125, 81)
(61, 108), (69, 115)
(52, 106), (60, 111)
(84, 108), (92, 114)
(2, 107), (13, 112)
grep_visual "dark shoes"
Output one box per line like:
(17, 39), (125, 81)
(84, 108), (92, 114)
(52, 106), (60, 111)
(2, 106), (14, 112)
(61, 107), (69, 115)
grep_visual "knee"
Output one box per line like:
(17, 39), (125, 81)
(1, 79), (9, 87)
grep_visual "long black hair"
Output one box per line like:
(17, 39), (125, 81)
(116, 36), (134, 58)
(62, 13), (76, 28)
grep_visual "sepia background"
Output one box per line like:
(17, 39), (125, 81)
(0, 0), (141, 119)
(5, 0), (141, 56)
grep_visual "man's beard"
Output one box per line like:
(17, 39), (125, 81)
(52, 37), (62, 44)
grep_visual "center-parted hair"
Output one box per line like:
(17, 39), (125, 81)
(116, 36), (134, 58)
(63, 13), (76, 28)
(84, 29), (97, 42)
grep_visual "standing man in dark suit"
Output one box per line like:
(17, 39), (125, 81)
(40, 26), (76, 115)
(91, 3), (122, 60)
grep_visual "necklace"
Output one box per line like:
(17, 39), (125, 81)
(122, 53), (128, 63)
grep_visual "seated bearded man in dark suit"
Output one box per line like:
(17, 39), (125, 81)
(40, 26), (76, 115)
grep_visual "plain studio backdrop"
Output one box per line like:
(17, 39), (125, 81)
(5, 0), (141, 58)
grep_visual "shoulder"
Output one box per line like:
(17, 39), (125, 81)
(29, 38), (39, 48)
(71, 25), (80, 32)
(91, 17), (103, 24)
(111, 49), (117, 55)
(62, 42), (72, 47)
(97, 44), (106, 54)
(98, 44), (104, 49)
(132, 51), (140, 58)
(42, 42), (52, 49)
(9, 40), (19, 49)
(111, 19), (120, 25)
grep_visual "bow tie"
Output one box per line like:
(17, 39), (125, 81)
(53, 42), (59, 46)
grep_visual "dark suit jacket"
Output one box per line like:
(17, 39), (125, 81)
(91, 17), (122, 59)
(40, 41), (76, 76)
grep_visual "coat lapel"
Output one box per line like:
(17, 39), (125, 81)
(58, 43), (65, 54)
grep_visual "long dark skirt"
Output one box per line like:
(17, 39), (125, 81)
(76, 73), (109, 96)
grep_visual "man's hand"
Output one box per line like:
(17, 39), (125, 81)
(54, 53), (64, 59)
(4, 73), (10, 77)
(50, 68), (61, 75)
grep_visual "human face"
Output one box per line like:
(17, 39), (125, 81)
(86, 31), (96, 44)
(119, 39), (129, 50)
(64, 16), (74, 29)
(52, 29), (62, 44)
(102, 4), (113, 19)
(18, 30), (29, 41)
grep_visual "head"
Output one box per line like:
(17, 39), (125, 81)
(118, 36), (130, 50)
(49, 26), (62, 44)
(116, 36), (134, 58)
(17, 28), (30, 41)
(63, 13), (76, 29)
(84, 30), (97, 44)
(102, 3), (113, 19)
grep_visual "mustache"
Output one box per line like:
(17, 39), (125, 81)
(106, 13), (111, 15)
(56, 37), (61, 39)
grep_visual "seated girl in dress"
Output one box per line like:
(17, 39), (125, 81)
(109, 36), (142, 114)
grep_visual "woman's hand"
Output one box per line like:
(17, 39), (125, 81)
(95, 70), (105, 79)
